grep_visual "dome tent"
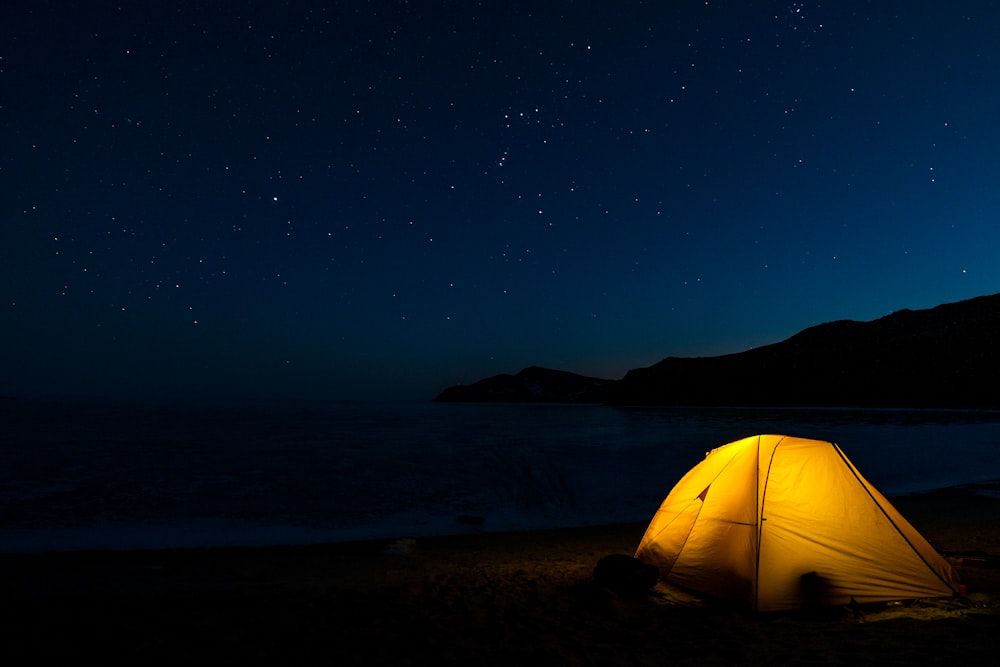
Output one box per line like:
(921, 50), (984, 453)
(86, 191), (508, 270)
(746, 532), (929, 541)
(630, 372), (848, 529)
(636, 434), (961, 612)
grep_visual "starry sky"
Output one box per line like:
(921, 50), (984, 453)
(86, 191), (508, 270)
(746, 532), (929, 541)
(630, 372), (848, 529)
(3, 1), (1000, 401)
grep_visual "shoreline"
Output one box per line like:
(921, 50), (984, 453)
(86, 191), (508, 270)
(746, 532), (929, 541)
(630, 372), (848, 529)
(2, 485), (1000, 663)
(4, 478), (1000, 556)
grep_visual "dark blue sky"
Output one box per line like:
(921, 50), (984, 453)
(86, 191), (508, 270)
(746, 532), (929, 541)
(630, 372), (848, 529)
(3, 2), (999, 401)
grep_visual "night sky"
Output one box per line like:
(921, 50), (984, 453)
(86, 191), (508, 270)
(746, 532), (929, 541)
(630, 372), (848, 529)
(3, 2), (1000, 401)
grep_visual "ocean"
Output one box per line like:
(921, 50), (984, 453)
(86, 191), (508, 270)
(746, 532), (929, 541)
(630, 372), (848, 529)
(2, 398), (1000, 553)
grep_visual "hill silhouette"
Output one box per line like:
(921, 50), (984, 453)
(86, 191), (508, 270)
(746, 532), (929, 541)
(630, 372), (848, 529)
(434, 366), (615, 403)
(435, 292), (1000, 408)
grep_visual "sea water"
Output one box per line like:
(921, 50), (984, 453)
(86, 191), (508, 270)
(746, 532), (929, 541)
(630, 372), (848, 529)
(2, 398), (1000, 553)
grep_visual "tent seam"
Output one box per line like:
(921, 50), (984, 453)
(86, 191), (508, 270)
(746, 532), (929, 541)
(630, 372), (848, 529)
(755, 434), (784, 612)
(830, 442), (959, 595)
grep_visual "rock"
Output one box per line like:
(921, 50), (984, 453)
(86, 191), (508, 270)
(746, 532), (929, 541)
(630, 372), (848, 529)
(593, 554), (660, 598)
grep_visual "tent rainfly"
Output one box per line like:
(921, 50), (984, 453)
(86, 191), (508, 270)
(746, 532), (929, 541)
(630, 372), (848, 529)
(635, 434), (961, 612)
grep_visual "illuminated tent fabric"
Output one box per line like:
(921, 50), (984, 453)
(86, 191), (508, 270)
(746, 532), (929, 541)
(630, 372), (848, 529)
(635, 434), (961, 612)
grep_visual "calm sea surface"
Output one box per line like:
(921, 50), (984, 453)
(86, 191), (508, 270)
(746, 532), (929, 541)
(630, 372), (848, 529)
(2, 399), (1000, 552)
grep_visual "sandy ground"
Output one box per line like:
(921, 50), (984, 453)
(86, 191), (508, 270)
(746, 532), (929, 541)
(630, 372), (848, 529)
(2, 485), (999, 665)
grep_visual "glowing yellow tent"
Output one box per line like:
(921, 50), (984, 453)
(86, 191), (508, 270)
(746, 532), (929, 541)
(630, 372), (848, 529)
(635, 434), (961, 612)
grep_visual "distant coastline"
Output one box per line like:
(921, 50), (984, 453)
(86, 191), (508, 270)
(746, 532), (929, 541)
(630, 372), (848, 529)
(436, 291), (1000, 409)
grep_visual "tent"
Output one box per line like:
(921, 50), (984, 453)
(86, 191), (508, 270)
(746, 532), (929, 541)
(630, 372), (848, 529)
(635, 434), (961, 612)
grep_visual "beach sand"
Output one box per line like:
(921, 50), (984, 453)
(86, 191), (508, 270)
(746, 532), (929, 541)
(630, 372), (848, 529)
(2, 485), (999, 665)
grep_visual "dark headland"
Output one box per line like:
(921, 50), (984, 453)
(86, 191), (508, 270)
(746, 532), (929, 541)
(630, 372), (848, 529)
(435, 292), (1000, 408)
(434, 365), (617, 403)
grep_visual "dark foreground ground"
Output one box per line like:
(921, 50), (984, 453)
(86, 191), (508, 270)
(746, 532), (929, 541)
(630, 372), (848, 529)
(2, 485), (1000, 665)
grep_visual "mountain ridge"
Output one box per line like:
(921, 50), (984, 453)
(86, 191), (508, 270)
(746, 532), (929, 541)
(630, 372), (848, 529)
(434, 292), (1000, 408)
